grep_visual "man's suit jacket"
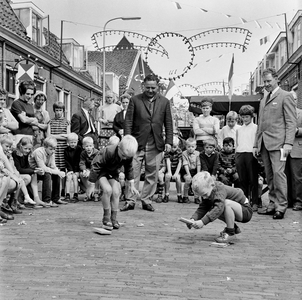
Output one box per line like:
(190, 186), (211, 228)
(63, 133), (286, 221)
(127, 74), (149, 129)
(290, 108), (302, 158)
(254, 88), (297, 151)
(113, 110), (125, 139)
(71, 108), (98, 146)
(124, 92), (173, 152)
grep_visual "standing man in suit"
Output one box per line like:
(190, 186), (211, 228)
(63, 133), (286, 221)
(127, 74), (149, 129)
(113, 93), (131, 140)
(286, 91), (302, 211)
(121, 74), (173, 212)
(71, 97), (99, 148)
(253, 68), (297, 219)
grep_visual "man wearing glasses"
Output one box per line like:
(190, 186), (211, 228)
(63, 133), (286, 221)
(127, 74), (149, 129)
(121, 74), (173, 212)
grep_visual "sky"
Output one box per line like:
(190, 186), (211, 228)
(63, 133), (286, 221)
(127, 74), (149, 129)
(13, 0), (301, 96)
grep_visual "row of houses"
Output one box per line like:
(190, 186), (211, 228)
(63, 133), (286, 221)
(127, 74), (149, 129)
(250, 10), (302, 106)
(0, 0), (152, 121)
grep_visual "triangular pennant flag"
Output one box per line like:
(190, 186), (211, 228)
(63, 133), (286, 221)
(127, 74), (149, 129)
(265, 21), (273, 28)
(276, 22), (282, 30)
(254, 20), (262, 29)
(16, 63), (35, 81)
(174, 2), (182, 9)
(225, 14), (231, 18)
(165, 80), (180, 100)
(200, 8), (208, 12)
(240, 17), (247, 24)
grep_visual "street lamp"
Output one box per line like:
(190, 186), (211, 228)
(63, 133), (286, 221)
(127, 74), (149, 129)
(102, 17), (141, 105)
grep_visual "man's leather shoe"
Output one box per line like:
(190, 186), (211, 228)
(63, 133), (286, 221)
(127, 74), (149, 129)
(273, 211), (284, 219)
(0, 211), (14, 220)
(142, 202), (155, 212)
(120, 203), (135, 212)
(56, 199), (68, 205)
(257, 208), (275, 215)
(293, 203), (302, 211)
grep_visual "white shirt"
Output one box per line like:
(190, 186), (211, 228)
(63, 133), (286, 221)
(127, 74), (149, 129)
(236, 121), (257, 153)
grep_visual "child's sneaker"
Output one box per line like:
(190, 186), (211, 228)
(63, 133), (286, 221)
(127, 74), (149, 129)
(103, 221), (113, 231)
(71, 193), (79, 203)
(65, 194), (71, 202)
(177, 195), (183, 203)
(194, 197), (200, 204)
(155, 195), (163, 203)
(220, 225), (241, 236)
(112, 220), (120, 230)
(215, 232), (236, 244)
(163, 195), (169, 203)
(182, 196), (190, 203)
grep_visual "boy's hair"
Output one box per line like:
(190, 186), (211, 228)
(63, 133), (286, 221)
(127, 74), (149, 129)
(119, 135), (138, 157)
(203, 137), (216, 147)
(67, 132), (78, 142)
(53, 101), (65, 112)
(239, 105), (254, 116)
(192, 171), (215, 196)
(108, 135), (120, 146)
(226, 111), (238, 120)
(16, 137), (33, 152)
(0, 135), (13, 146)
(223, 137), (235, 146)
(82, 136), (94, 146)
(186, 137), (196, 146)
(43, 136), (57, 148)
(172, 136), (179, 146)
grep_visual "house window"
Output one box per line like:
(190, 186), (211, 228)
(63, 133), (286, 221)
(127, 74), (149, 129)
(6, 69), (16, 95)
(64, 91), (71, 121)
(32, 12), (42, 45)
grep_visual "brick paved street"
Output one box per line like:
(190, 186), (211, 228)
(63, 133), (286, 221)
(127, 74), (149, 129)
(1, 186), (302, 300)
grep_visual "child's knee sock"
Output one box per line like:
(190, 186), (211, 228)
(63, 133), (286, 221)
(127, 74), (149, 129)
(102, 208), (111, 223)
(111, 210), (118, 223)
(158, 183), (164, 196)
(225, 227), (235, 235)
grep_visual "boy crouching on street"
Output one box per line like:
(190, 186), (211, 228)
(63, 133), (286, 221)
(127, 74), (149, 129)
(88, 135), (139, 230)
(186, 171), (253, 243)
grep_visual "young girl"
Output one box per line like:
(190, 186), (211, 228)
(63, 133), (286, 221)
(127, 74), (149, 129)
(0, 136), (36, 211)
(12, 137), (47, 207)
(48, 102), (70, 198)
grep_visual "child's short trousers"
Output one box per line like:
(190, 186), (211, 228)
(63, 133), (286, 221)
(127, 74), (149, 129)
(241, 203), (253, 223)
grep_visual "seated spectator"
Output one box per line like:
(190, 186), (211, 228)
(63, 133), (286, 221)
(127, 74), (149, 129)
(79, 136), (99, 201)
(164, 136), (183, 203)
(217, 111), (241, 149)
(0, 136), (36, 213)
(199, 138), (219, 177)
(181, 137), (201, 204)
(29, 136), (66, 207)
(217, 137), (239, 187)
(0, 88), (18, 144)
(64, 133), (82, 203)
(12, 136), (46, 207)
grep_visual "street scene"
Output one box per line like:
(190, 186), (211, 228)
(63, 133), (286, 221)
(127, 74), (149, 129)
(1, 0), (302, 299)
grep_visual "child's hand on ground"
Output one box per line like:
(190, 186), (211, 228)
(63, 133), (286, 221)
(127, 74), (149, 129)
(192, 220), (204, 229)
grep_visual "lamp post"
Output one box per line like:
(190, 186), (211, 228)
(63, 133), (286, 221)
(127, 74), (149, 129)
(102, 17), (141, 105)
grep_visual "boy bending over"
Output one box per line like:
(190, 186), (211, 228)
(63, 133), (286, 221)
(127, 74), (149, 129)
(186, 171), (253, 243)
(88, 135), (138, 230)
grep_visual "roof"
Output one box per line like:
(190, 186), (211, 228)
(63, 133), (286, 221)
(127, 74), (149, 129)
(0, 0), (28, 39)
(188, 95), (261, 115)
(88, 37), (153, 91)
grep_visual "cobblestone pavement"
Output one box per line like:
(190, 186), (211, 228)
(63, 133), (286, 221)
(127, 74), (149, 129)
(1, 186), (301, 300)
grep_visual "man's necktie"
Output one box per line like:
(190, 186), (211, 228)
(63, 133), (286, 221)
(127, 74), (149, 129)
(89, 113), (95, 132)
(265, 92), (272, 104)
